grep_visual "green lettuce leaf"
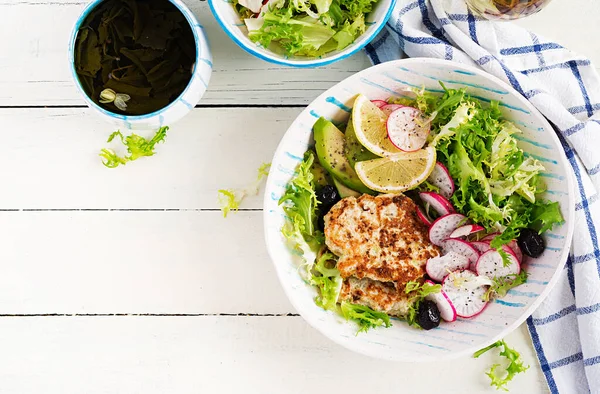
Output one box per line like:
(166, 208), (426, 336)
(278, 152), (324, 277)
(474, 340), (530, 391)
(311, 252), (342, 311)
(332, 14), (366, 50)
(218, 163), (271, 218)
(340, 301), (392, 334)
(483, 271), (529, 301)
(99, 126), (169, 168)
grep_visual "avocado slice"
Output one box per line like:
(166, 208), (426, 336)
(333, 177), (361, 198)
(310, 160), (332, 189)
(313, 117), (372, 194)
(344, 117), (377, 168)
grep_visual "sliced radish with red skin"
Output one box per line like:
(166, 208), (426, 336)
(440, 238), (480, 265)
(416, 206), (433, 226)
(427, 162), (455, 199)
(482, 232), (500, 242)
(371, 100), (387, 108)
(380, 103), (404, 116)
(442, 270), (489, 318)
(449, 224), (485, 239)
(470, 241), (492, 254)
(475, 247), (521, 279)
(426, 251), (470, 282)
(425, 280), (457, 322)
(429, 213), (467, 246)
(419, 192), (455, 217)
(507, 240), (524, 262)
(386, 107), (429, 151)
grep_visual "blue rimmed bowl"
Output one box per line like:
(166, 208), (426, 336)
(264, 58), (575, 361)
(69, 0), (212, 130)
(208, 0), (396, 68)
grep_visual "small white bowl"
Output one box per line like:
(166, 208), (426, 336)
(68, 0), (212, 130)
(264, 58), (575, 361)
(208, 0), (396, 68)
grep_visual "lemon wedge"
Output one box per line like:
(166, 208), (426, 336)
(352, 94), (402, 157)
(355, 147), (437, 193)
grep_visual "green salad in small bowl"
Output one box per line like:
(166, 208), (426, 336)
(208, 0), (396, 67)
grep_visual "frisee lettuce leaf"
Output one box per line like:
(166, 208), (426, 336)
(404, 280), (441, 328)
(474, 340), (530, 391)
(400, 84), (563, 245)
(218, 162), (271, 218)
(340, 301), (391, 334)
(278, 152), (324, 278)
(483, 271), (529, 302)
(245, 0), (375, 56)
(100, 126), (169, 168)
(310, 251), (342, 311)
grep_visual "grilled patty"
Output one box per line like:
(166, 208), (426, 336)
(339, 276), (413, 317)
(325, 194), (439, 288)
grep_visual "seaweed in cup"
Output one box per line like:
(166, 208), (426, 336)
(74, 0), (196, 115)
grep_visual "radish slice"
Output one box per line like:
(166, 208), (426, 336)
(419, 192), (455, 217)
(507, 240), (524, 262)
(427, 162), (455, 199)
(386, 107), (429, 151)
(475, 247), (521, 279)
(380, 103), (404, 116)
(470, 241), (492, 254)
(482, 232), (500, 241)
(442, 270), (489, 318)
(425, 280), (457, 322)
(449, 224), (485, 239)
(440, 238), (480, 265)
(417, 206), (433, 226)
(426, 251), (470, 282)
(429, 213), (467, 246)
(371, 100), (387, 108)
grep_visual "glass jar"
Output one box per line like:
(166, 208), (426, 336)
(465, 0), (553, 20)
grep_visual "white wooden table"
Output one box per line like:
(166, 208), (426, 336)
(1, 0), (598, 392)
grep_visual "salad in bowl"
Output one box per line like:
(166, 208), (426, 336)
(208, 0), (396, 67)
(264, 59), (574, 361)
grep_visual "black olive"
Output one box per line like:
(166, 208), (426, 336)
(518, 228), (545, 258)
(317, 185), (340, 210)
(416, 300), (441, 330)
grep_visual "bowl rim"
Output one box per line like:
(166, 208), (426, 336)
(207, 0), (397, 68)
(263, 57), (576, 361)
(68, 0), (205, 121)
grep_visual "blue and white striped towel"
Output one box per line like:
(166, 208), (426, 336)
(364, 1), (600, 392)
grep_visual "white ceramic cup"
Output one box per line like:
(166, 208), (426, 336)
(69, 0), (212, 130)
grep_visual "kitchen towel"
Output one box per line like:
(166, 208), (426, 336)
(364, 1), (600, 392)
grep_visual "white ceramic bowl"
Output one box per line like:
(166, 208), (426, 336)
(264, 58), (575, 361)
(208, 0), (396, 68)
(69, 0), (212, 130)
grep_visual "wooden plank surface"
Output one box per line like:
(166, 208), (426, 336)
(0, 211), (291, 314)
(0, 0), (598, 107)
(0, 317), (547, 393)
(0, 107), (291, 210)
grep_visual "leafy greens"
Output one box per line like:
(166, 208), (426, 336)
(474, 340), (530, 391)
(396, 84), (564, 246)
(278, 151), (324, 278)
(100, 126), (169, 168)
(218, 162), (271, 217)
(341, 301), (392, 334)
(239, 0), (378, 57)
